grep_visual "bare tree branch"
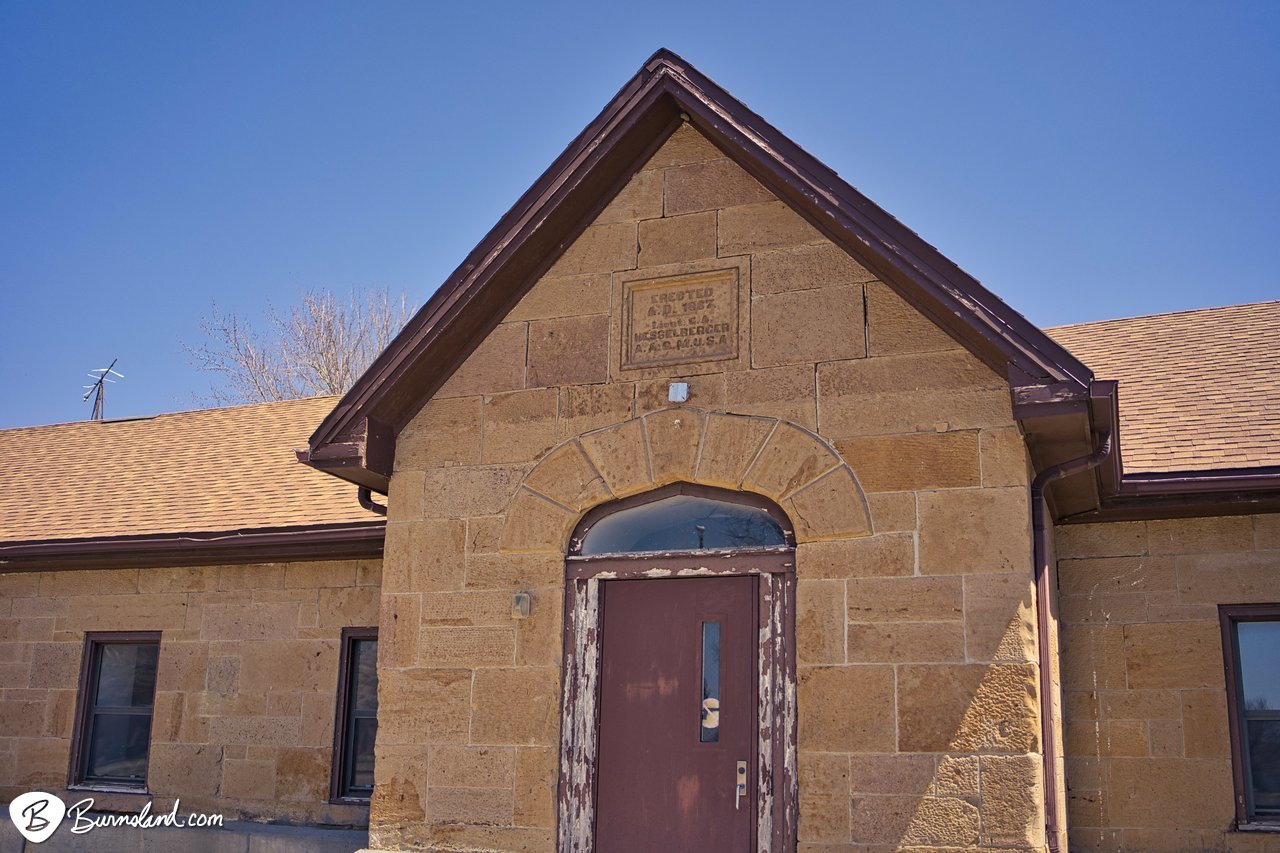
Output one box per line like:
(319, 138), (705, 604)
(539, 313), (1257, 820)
(184, 288), (415, 405)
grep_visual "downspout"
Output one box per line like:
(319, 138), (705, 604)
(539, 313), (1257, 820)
(358, 486), (388, 516)
(1031, 431), (1111, 853)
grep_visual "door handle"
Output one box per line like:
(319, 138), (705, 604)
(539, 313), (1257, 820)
(735, 760), (747, 810)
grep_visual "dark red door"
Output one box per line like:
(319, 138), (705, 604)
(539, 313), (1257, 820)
(594, 575), (757, 851)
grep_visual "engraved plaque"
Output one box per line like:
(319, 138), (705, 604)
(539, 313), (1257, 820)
(621, 269), (739, 370)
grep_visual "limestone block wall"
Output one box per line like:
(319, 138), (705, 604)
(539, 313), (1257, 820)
(0, 559), (381, 826)
(1057, 513), (1280, 852)
(378, 124), (1045, 851)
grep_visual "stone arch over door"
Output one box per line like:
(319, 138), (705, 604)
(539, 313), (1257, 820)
(498, 407), (873, 554)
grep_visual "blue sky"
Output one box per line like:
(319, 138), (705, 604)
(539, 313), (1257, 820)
(2, 1), (1277, 428)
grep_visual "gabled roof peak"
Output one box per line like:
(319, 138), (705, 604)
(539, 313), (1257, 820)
(302, 50), (1105, 493)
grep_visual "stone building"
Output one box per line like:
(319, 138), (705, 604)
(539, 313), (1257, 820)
(1, 51), (1278, 852)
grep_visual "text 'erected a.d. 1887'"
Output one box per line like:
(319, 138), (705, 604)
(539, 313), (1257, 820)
(621, 269), (739, 370)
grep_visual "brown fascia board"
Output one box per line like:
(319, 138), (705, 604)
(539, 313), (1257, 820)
(0, 520), (385, 572)
(1063, 465), (1280, 523)
(301, 49), (1099, 492)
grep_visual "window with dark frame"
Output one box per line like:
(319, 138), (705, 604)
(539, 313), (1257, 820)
(70, 632), (160, 790)
(1222, 605), (1280, 825)
(331, 628), (378, 802)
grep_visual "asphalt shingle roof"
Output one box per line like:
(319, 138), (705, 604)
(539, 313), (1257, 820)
(0, 396), (373, 543)
(1049, 300), (1280, 474)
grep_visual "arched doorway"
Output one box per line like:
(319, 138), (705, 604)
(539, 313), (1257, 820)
(558, 483), (798, 852)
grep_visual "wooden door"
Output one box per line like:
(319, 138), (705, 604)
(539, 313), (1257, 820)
(594, 575), (757, 851)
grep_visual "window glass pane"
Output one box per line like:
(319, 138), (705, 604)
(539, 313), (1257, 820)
(700, 622), (720, 743)
(1239, 622), (1280, 711)
(350, 717), (377, 790)
(352, 640), (379, 712)
(94, 644), (158, 708)
(85, 714), (151, 780)
(580, 494), (786, 555)
(1248, 719), (1280, 814)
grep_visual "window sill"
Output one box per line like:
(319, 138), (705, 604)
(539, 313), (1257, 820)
(66, 783), (151, 796)
(326, 796), (372, 807)
(1234, 823), (1280, 833)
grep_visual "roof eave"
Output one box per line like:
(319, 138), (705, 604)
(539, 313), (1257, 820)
(0, 520), (386, 572)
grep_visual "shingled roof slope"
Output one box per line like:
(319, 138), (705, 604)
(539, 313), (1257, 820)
(1049, 301), (1280, 474)
(0, 396), (374, 543)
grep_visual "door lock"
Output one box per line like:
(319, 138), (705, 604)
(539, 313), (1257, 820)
(735, 760), (748, 810)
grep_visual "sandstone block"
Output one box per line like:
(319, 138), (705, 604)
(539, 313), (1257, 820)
(527, 314), (610, 388)
(398, 396), (483, 469)
(275, 747), (329, 803)
(516, 587), (563, 667)
(637, 211), (716, 267)
(428, 786), (516, 825)
(382, 518), (466, 593)
(514, 746), (558, 828)
(318, 586), (379, 628)
(934, 755), (978, 798)
(644, 124), (723, 169)
(722, 364), (817, 429)
(1148, 515), (1254, 555)
(784, 466), (872, 542)
(798, 533), (914, 580)
(979, 754), (1044, 847)
(154, 642), (208, 693)
(470, 667), (559, 745)
(847, 621), (965, 663)
(466, 552), (563, 589)
(1103, 757), (1233, 828)
(482, 388), (560, 464)
(40, 568), (139, 597)
(1123, 620), (1222, 689)
(379, 594), (421, 669)
(147, 743), (221, 800)
(467, 516), (506, 555)
(548, 222), (637, 276)
(523, 441), (611, 512)
(643, 408), (705, 485)
(753, 284), (867, 370)
(1096, 688), (1180, 721)
(1182, 690), (1230, 758)
(897, 663), (1039, 753)
(848, 753), (936, 796)
(664, 156), (773, 215)
(238, 640), (337, 694)
(695, 413), (775, 489)
(1057, 554), (1175, 596)
(796, 665), (895, 752)
(580, 419), (651, 498)
(866, 492), (916, 534)
(420, 626), (516, 667)
(377, 668), (472, 745)
(837, 431), (980, 493)
(797, 579), (845, 665)
(138, 566), (220, 594)
(371, 743), (429, 825)
(66, 593), (188, 633)
(963, 572), (1037, 663)
(428, 744), (516, 788)
(1061, 624), (1128, 691)
(498, 490), (577, 554)
(1148, 718), (1185, 756)
(282, 560), (358, 589)
(595, 168), (663, 224)
(200, 600), (298, 642)
(847, 575), (962, 622)
(436, 322), (527, 398)
(26, 642), (80, 689)
(742, 421), (840, 501)
(717, 201), (824, 255)
(506, 273), (612, 322)
(1054, 521), (1147, 558)
(979, 426), (1029, 487)
(917, 487), (1030, 575)
(865, 281), (961, 356)
(1256, 513), (1280, 550)
(797, 751), (851, 842)
(903, 795), (981, 847)
(1176, 551), (1280, 604)
(422, 466), (524, 518)
(559, 383), (634, 436)
(752, 243), (876, 295)
(422, 590), (511, 627)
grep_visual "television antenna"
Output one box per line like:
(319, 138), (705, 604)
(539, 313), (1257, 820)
(82, 358), (124, 421)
